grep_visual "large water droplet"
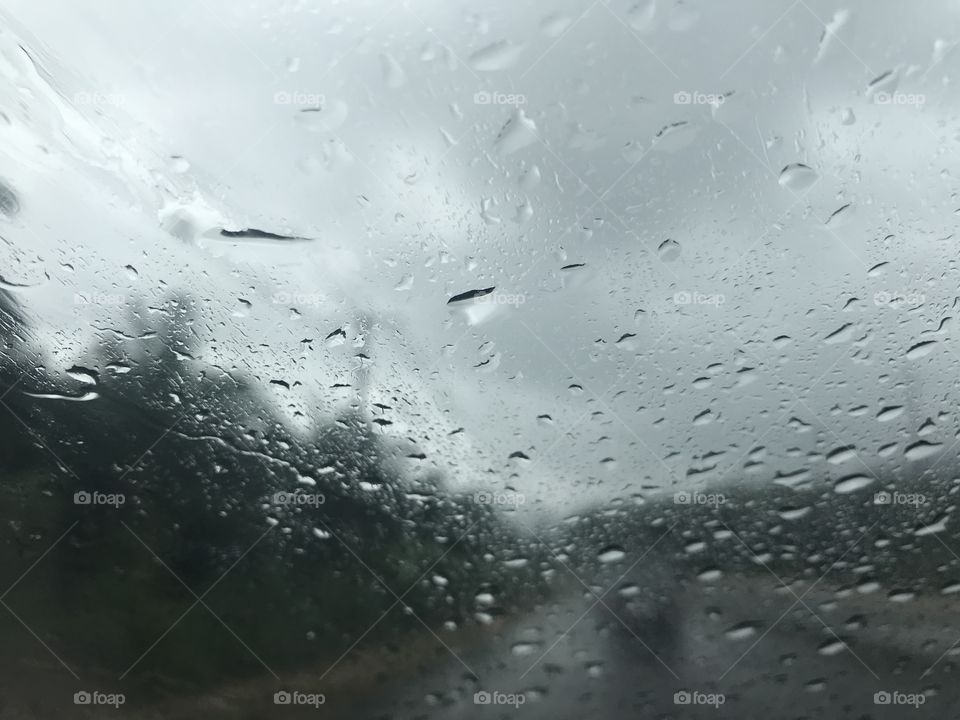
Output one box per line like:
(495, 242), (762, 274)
(905, 340), (937, 360)
(904, 440), (941, 461)
(833, 475), (874, 494)
(657, 238), (681, 261)
(876, 405), (904, 422)
(598, 546), (626, 564)
(778, 163), (819, 192)
(817, 639), (847, 656)
(494, 110), (538, 155)
(725, 623), (759, 640)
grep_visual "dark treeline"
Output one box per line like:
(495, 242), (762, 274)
(0, 290), (550, 699)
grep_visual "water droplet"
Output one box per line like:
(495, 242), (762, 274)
(380, 53), (406, 88)
(469, 41), (524, 71)
(628, 0), (657, 31)
(833, 475), (874, 494)
(916, 516), (948, 536)
(725, 623), (759, 640)
(510, 642), (540, 657)
(778, 163), (819, 192)
(779, 506), (812, 520)
(296, 99), (349, 132)
(657, 238), (681, 261)
(598, 546), (626, 564)
(826, 446), (857, 465)
(23, 390), (99, 402)
(866, 68), (899, 98)
(494, 109), (538, 155)
(814, 9), (851, 64)
(651, 121), (698, 152)
(693, 409), (714, 425)
(817, 639), (846, 656)
(876, 405), (904, 422)
(905, 340), (937, 360)
(66, 366), (99, 386)
(540, 13), (571, 37)
(170, 156), (191, 173)
(474, 592), (495, 606)
(823, 323), (854, 345)
(904, 440), (941, 461)
(520, 164), (541, 189)
(824, 203), (855, 229)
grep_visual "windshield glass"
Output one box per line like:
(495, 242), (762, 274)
(0, 1), (956, 717)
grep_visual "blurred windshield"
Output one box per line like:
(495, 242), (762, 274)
(0, 1), (958, 718)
